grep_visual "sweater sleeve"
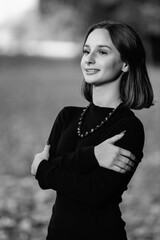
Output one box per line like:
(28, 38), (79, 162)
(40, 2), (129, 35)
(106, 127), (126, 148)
(36, 117), (144, 207)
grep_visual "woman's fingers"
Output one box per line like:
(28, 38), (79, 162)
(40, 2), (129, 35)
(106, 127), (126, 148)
(118, 155), (134, 168)
(111, 148), (137, 173)
(114, 155), (137, 174)
(116, 159), (132, 170)
(120, 148), (136, 161)
(31, 144), (50, 177)
(119, 148), (137, 169)
(44, 144), (50, 151)
(113, 161), (132, 173)
(43, 144), (50, 154)
(111, 165), (127, 174)
(96, 132), (137, 174)
(42, 144), (50, 160)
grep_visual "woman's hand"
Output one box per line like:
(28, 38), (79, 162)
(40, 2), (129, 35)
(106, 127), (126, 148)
(94, 132), (136, 173)
(31, 145), (50, 177)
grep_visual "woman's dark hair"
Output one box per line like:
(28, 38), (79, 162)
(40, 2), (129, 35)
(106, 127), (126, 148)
(81, 20), (154, 109)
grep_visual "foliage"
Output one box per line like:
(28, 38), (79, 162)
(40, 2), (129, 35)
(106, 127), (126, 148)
(38, 0), (160, 63)
(39, 0), (160, 34)
(4, 1), (160, 61)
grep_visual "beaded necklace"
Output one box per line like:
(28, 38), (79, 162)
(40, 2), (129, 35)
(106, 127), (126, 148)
(77, 103), (117, 138)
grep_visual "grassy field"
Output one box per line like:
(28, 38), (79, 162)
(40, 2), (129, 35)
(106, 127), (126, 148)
(0, 56), (160, 240)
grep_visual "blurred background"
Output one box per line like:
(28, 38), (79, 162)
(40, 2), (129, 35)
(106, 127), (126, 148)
(0, 0), (160, 239)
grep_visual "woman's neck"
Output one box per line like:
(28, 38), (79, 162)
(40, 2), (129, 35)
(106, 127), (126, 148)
(92, 83), (121, 108)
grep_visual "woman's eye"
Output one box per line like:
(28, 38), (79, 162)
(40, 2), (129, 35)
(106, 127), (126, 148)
(82, 49), (90, 54)
(98, 50), (107, 55)
(82, 49), (107, 55)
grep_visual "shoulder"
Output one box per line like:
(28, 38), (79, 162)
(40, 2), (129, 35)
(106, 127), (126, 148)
(113, 108), (145, 158)
(48, 105), (84, 143)
(112, 106), (145, 143)
(124, 108), (144, 132)
(124, 114), (145, 143)
(62, 105), (83, 113)
(55, 105), (84, 124)
(59, 105), (84, 116)
(115, 106), (144, 131)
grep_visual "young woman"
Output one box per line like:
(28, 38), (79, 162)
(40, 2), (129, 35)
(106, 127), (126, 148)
(31, 20), (154, 239)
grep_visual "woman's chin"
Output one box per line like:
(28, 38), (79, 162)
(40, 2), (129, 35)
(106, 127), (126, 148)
(84, 77), (98, 85)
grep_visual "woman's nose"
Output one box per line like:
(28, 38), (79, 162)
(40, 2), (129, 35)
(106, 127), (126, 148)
(85, 52), (95, 64)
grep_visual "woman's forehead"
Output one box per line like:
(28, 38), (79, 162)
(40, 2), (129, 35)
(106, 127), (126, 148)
(85, 29), (113, 47)
(84, 28), (119, 53)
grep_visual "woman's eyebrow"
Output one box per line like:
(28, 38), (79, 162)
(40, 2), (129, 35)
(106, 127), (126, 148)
(84, 44), (111, 50)
(98, 45), (112, 49)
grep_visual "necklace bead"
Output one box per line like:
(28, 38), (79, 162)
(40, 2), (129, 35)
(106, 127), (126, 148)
(77, 103), (117, 138)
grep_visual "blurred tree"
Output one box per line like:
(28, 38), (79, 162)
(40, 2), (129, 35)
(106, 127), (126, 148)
(39, 0), (160, 63)
(38, 0), (87, 41)
(39, 0), (54, 15)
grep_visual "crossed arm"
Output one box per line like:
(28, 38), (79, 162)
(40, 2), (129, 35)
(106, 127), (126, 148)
(31, 132), (140, 206)
(31, 108), (144, 206)
(31, 131), (136, 177)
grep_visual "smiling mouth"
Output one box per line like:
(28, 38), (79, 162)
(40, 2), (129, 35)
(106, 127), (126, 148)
(85, 69), (100, 74)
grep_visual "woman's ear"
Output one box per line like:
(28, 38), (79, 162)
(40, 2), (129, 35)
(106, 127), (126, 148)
(122, 62), (129, 73)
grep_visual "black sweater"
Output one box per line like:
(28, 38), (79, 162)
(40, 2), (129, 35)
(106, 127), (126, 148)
(36, 103), (144, 240)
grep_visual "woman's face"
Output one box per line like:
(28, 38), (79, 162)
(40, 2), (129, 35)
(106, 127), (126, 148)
(81, 28), (125, 86)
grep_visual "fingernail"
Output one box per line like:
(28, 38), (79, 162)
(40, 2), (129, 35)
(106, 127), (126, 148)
(120, 130), (126, 135)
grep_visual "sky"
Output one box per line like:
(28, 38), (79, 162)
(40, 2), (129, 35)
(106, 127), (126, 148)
(0, 0), (80, 57)
(0, 0), (38, 25)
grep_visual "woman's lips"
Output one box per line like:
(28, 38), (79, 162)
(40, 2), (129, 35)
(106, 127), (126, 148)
(85, 69), (100, 74)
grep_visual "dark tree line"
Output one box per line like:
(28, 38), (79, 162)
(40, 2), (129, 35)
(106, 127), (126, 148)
(39, 0), (160, 63)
